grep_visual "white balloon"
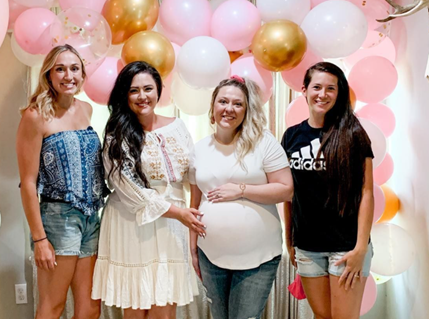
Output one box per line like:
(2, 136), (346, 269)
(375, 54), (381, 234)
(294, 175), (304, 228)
(371, 272), (392, 285)
(177, 36), (230, 88)
(11, 32), (45, 67)
(257, 0), (311, 25)
(371, 223), (416, 276)
(358, 118), (386, 168)
(171, 73), (213, 116)
(301, 0), (367, 58)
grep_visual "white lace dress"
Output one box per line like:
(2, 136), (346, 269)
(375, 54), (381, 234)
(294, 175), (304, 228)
(92, 118), (198, 310)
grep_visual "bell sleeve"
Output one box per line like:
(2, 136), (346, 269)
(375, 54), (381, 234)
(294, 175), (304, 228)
(103, 139), (171, 226)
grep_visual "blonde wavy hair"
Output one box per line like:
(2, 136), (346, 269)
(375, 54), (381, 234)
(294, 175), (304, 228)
(209, 77), (267, 169)
(20, 44), (86, 120)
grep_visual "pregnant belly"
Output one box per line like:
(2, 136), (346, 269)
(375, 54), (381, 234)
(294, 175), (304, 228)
(198, 200), (282, 259)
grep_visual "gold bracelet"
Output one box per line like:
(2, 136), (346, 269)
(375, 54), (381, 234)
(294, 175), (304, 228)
(239, 183), (246, 199)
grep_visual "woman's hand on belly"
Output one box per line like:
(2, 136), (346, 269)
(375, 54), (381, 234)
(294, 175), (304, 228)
(207, 183), (241, 202)
(177, 207), (207, 236)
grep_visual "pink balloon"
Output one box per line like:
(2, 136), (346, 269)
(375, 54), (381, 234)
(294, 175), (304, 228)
(358, 118), (386, 168)
(373, 153), (394, 185)
(211, 0), (261, 51)
(347, 0), (390, 31)
(362, 29), (387, 49)
(286, 96), (309, 127)
(311, 0), (327, 8)
(348, 56), (398, 103)
(84, 57), (124, 105)
(158, 43), (181, 107)
(373, 184), (385, 224)
(231, 55), (273, 104)
(14, 8), (57, 54)
(360, 274), (377, 316)
(357, 103), (396, 137)
(7, 0), (28, 30)
(159, 0), (212, 46)
(59, 0), (106, 13)
(344, 32), (396, 69)
(14, 0), (54, 8)
(0, 0), (8, 47)
(281, 49), (322, 91)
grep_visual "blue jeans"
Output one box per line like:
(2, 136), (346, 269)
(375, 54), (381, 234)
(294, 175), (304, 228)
(198, 248), (281, 319)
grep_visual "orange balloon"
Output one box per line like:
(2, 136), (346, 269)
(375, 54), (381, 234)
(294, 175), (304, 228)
(102, 0), (159, 45)
(377, 185), (400, 223)
(350, 87), (357, 110)
(251, 20), (307, 72)
(228, 50), (244, 64)
(121, 31), (175, 79)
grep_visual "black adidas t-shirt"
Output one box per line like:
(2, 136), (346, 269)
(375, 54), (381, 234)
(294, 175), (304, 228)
(281, 120), (373, 252)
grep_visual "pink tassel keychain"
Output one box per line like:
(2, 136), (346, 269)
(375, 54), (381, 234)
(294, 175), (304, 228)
(288, 274), (306, 300)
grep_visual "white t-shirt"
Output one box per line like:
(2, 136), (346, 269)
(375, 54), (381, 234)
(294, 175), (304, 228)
(189, 131), (289, 270)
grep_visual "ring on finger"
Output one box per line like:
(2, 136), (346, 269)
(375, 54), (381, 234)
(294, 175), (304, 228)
(354, 274), (360, 278)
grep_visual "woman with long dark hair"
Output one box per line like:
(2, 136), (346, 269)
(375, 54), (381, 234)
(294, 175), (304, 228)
(92, 61), (205, 319)
(17, 44), (108, 319)
(282, 62), (374, 319)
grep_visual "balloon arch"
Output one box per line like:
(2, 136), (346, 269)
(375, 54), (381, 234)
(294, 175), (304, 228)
(1, 0), (414, 315)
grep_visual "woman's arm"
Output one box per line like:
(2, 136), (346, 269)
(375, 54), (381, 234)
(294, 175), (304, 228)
(190, 184), (203, 279)
(284, 201), (297, 267)
(336, 158), (374, 289)
(207, 167), (294, 204)
(104, 139), (205, 234)
(16, 109), (56, 271)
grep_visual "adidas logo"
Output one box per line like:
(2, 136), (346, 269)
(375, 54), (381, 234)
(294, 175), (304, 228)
(289, 138), (326, 171)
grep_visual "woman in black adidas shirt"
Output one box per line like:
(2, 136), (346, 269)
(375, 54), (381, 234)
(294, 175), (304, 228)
(281, 62), (374, 319)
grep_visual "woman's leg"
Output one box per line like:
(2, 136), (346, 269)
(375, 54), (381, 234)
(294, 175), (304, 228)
(198, 248), (231, 319)
(70, 255), (100, 319)
(147, 304), (177, 319)
(124, 309), (148, 319)
(36, 256), (79, 319)
(329, 275), (367, 319)
(328, 245), (372, 319)
(228, 255), (281, 319)
(300, 276), (332, 319)
(295, 248), (331, 319)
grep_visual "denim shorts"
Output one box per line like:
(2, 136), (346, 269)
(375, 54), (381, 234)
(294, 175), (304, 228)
(31, 201), (100, 258)
(294, 243), (373, 278)
(198, 248), (281, 319)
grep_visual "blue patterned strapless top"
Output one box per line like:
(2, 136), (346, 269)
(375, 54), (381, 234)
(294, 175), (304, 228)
(37, 127), (109, 216)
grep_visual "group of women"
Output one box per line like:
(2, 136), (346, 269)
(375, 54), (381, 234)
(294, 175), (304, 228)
(16, 44), (374, 319)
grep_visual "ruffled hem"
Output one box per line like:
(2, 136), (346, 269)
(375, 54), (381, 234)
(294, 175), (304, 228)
(92, 257), (198, 309)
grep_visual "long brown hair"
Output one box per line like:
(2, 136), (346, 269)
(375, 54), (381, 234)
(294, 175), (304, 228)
(104, 61), (163, 188)
(304, 62), (371, 217)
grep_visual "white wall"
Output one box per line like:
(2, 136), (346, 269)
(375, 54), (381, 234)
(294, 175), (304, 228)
(384, 10), (429, 319)
(0, 35), (34, 319)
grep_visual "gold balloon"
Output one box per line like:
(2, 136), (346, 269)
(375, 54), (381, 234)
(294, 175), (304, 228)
(121, 31), (175, 79)
(102, 0), (159, 45)
(251, 20), (307, 72)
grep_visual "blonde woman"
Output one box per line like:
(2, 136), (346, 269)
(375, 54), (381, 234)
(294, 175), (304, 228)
(189, 76), (294, 319)
(16, 44), (108, 319)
